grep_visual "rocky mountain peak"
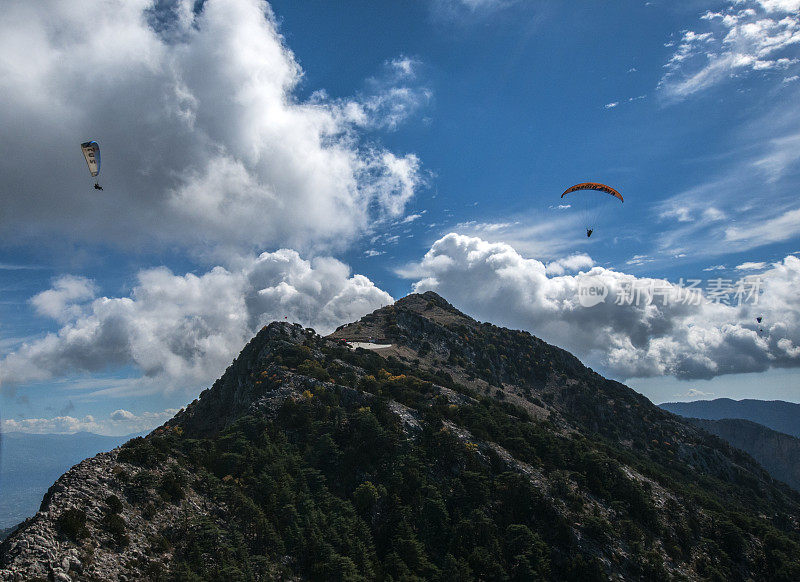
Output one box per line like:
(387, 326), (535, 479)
(3, 292), (800, 581)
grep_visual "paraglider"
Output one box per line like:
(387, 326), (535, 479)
(756, 316), (763, 324)
(80, 141), (102, 190)
(560, 182), (623, 237)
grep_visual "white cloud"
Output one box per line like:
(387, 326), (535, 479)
(2, 415), (102, 434)
(660, 1), (800, 99)
(752, 132), (800, 180)
(777, 337), (800, 356)
(334, 57), (432, 132)
(703, 207), (727, 222)
(457, 0), (507, 8)
(0, 264), (44, 271)
(401, 233), (800, 381)
(110, 409), (136, 421)
(736, 261), (768, 270)
(1, 407), (179, 436)
(726, 207), (800, 245)
(673, 388), (715, 399)
(626, 254), (654, 266)
(654, 109), (800, 257)
(432, 0), (514, 18)
(604, 102), (619, 109)
(660, 206), (694, 222)
(756, 0), (800, 12)
(449, 212), (593, 260)
(0, 250), (392, 390)
(400, 213), (424, 224)
(390, 56), (417, 78)
(545, 254), (594, 276)
(30, 276), (96, 323)
(455, 220), (516, 232)
(0, 0), (423, 254)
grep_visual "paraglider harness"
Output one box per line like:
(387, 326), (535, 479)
(94, 182), (103, 191)
(586, 229), (593, 238)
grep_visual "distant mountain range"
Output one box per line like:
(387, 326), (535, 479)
(0, 431), (132, 530)
(3, 292), (800, 580)
(660, 398), (800, 438)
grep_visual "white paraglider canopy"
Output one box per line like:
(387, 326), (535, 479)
(80, 141), (100, 177)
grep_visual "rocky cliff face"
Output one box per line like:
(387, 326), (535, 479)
(688, 417), (800, 493)
(3, 292), (800, 581)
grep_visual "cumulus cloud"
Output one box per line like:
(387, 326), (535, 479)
(2, 407), (179, 435)
(30, 276), (97, 323)
(757, 0), (800, 12)
(0, 250), (392, 389)
(545, 254), (594, 276)
(0, 0), (423, 254)
(110, 409), (136, 421)
(401, 233), (800, 381)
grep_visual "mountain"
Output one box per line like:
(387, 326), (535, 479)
(660, 398), (800, 438)
(0, 432), (132, 530)
(685, 418), (800, 493)
(3, 291), (800, 581)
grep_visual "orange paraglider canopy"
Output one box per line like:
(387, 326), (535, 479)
(561, 182), (623, 202)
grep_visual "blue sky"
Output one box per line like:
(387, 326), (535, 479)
(2, 0), (800, 434)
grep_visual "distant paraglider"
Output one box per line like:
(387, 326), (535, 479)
(561, 182), (623, 237)
(80, 141), (103, 190)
